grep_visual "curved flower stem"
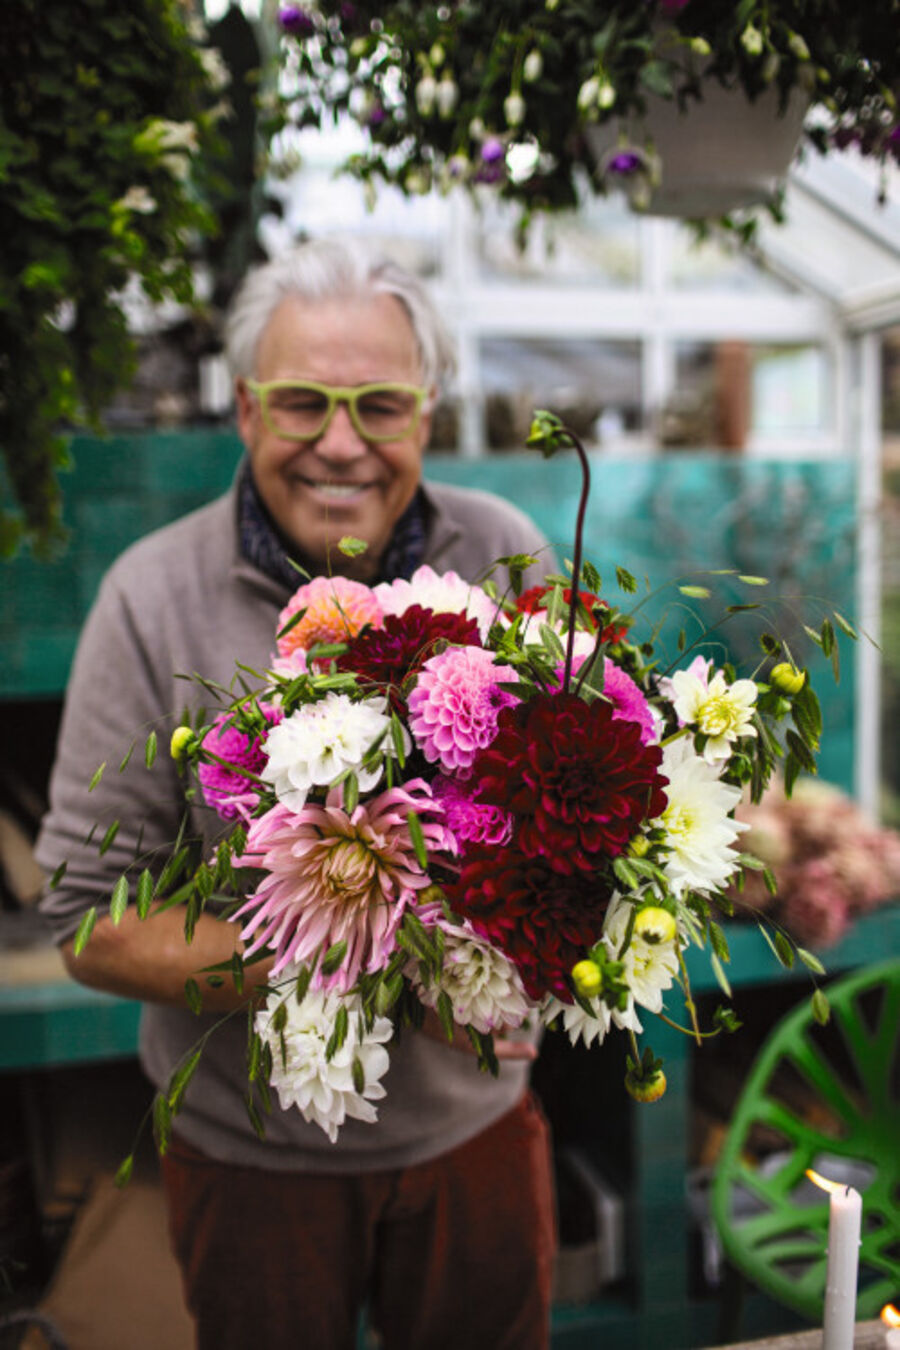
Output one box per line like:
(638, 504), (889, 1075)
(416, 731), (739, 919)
(677, 948), (702, 1045)
(562, 427), (591, 693)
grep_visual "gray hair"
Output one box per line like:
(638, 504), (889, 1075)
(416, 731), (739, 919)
(224, 237), (455, 388)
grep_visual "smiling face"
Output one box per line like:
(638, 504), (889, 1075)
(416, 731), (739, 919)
(235, 292), (433, 581)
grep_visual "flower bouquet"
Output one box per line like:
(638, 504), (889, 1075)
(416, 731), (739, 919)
(79, 414), (851, 1145)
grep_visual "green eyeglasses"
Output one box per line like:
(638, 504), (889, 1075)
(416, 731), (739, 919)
(246, 378), (429, 443)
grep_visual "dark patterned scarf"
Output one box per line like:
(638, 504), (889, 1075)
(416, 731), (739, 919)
(237, 460), (429, 589)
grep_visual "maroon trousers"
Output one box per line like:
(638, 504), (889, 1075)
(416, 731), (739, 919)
(161, 1092), (556, 1350)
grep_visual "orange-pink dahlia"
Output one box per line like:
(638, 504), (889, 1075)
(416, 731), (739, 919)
(275, 576), (383, 659)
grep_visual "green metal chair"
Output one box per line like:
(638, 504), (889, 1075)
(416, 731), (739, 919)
(711, 959), (900, 1323)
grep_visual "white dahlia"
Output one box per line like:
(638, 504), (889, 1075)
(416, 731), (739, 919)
(667, 664), (757, 763)
(602, 896), (680, 1016)
(654, 739), (748, 896)
(540, 994), (614, 1048)
(261, 691), (407, 811)
(411, 919), (530, 1034)
(256, 983), (393, 1143)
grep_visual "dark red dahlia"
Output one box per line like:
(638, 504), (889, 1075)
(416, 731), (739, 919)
(335, 605), (481, 706)
(472, 691), (667, 876)
(446, 845), (611, 1000)
(515, 586), (626, 643)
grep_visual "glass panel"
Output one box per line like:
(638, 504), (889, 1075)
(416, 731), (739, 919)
(475, 191), (641, 287)
(479, 337), (643, 452)
(669, 227), (798, 295)
(670, 342), (828, 448)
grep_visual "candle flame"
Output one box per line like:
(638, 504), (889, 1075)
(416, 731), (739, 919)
(806, 1168), (843, 1195)
(882, 1305), (900, 1329)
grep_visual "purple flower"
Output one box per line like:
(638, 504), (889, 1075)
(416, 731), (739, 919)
(607, 151), (645, 176)
(480, 137), (505, 164)
(278, 5), (315, 36)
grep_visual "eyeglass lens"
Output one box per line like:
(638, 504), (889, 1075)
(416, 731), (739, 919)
(266, 385), (420, 439)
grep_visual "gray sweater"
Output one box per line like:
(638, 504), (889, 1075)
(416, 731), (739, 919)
(37, 475), (554, 1172)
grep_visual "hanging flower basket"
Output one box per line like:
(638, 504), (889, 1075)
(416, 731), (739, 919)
(583, 79), (810, 217)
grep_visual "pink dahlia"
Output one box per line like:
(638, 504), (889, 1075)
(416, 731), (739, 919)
(407, 646), (519, 774)
(445, 844), (612, 1001)
(335, 604), (481, 710)
(563, 656), (657, 746)
(472, 691), (668, 876)
(234, 779), (453, 987)
(197, 706), (281, 821)
(276, 576), (383, 659)
(432, 773), (512, 847)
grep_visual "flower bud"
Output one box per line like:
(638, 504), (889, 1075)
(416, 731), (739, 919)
(690, 37), (711, 57)
(626, 1066), (667, 1102)
(415, 75), (437, 117)
(740, 24), (765, 57)
(634, 907), (677, 945)
(437, 76), (459, 118)
(788, 32), (811, 61)
(597, 80), (616, 110)
(770, 662), (806, 694)
(572, 959), (602, 998)
(170, 726), (195, 761)
(523, 49), (544, 83)
(429, 42), (445, 68)
(577, 76), (600, 111)
(504, 91), (526, 127)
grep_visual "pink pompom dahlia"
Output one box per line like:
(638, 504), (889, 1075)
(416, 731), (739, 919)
(234, 780), (454, 987)
(407, 645), (519, 774)
(276, 576), (383, 659)
(563, 656), (657, 746)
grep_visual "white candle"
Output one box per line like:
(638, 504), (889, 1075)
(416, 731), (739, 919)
(821, 1181), (862, 1350)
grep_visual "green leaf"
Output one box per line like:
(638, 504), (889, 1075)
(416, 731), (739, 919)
(294, 964), (312, 1003)
(109, 873), (129, 925)
(114, 1155), (134, 1189)
(678, 585), (711, 599)
(615, 565), (637, 594)
(811, 989), (831, 1025)
(88, 761), (107, 791)
(820, 618), (835, 657)
(98, 820), (120, 855)
(244, 1091), (267, 1140)
(773, 930), (795, 969)
(710, 951), (732, 998)
(167, 1047), (203, 1110)
(144, 730), (158, 769)
(352, 1054), (366, 1094)
(832, 611), (858, 640)
(183, 977), (203, 1015)
(321, 939), (348, 977)
(72, 906), (97, 956)
(325, 1003), (349, 1060)
(786, 729), (818, 774)
(119, 742), (135, 772)
(406, 808), (428, 870)
(437, 989), (455, 1042)
(737, 575), (769, 586)
(338, 535), (368, 558)
(709, 920), (730, 964)
(49, 860), (67, 889)
(797, 947), (826, 976)
(152, 1092), (173, 1156)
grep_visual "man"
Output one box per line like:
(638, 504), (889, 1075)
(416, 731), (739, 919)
(37, 238), (557, 1349)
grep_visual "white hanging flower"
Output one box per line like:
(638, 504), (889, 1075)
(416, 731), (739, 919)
(540, 993), (614, 1048)
(411, 920), (530, 1034)
(415, 74), (437, 116)
(504, 92), (526, 127)
(668, 665), (758, 762)
(436, 76), (459, 118)
(523, 49), (543, 83)
(257, 983), (392, 1143)
(602, 896), (680, 1015)
(654, 739), (748, 896)
(374, 564), (499, 641)
(261, 692), (405, 811)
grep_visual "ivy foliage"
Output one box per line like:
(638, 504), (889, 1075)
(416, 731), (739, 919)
(0, 0), (225, 557)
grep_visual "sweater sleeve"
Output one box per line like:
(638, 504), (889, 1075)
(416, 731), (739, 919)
(35, 566), (189, 944)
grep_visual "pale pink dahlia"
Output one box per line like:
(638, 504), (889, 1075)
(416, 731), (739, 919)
(234, 780), (454, 988)
(276, 576), (383, 659)
(374, 564), (499, 640)
(407, 646), (519, 774)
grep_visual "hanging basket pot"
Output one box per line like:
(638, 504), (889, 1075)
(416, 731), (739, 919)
(583, 78), (809, 218)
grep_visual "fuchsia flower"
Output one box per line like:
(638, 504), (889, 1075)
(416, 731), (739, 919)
(234, 780), (453, 987)
(408, 646), (519, 774)
(197, 707), (281, 821)
(564, 655), (657, 746)
(432, 773), (512, 847)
